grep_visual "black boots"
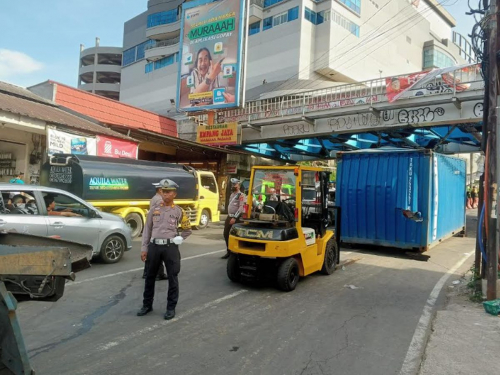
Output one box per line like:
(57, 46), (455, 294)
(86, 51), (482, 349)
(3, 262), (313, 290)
(164, 310), (175, 320)
(137, 306), (153, 316)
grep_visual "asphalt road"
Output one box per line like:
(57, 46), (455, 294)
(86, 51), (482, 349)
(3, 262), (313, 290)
(17, 220), (476, 375)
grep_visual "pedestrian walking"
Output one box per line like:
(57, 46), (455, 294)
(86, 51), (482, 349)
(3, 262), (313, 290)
(471, 186), (478, 208)
(142, 184), (168, 280)
(221, 178), (246, 259)
(466, 188), (472, 209)
(137, 179), (192, 320)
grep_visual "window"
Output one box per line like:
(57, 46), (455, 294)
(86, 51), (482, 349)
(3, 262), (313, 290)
(1, 191), (39, 215)
(147, 9), (178, 28)
(331, 10), (360, 37)
(273, 12), (288, 27)
(316, 10), (324, 25)
(336, 0), (361, 14)
(201, 176), (217, 193)
(42, 192), (90, 218)
(263, 16), (273, 31)
(154, 54), (175, 70)
(145, 62), (154, 73)
(305, 7), (317, 24)
(249, 21), (260, 35)
(423, 48), (456, 69)
(122, 47), (136, 66)
(136, 41), (148, 60)
(263, 0), (285, 7)
(288, 6), (299, 21)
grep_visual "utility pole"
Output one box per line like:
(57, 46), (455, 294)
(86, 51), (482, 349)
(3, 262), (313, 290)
(485, 0), (499, 300)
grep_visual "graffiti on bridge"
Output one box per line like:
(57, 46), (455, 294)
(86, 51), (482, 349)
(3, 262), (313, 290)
(397, 107), (445, 124)
(282, 123), (314, 136)
(328, 112), (385, 131)
(473, 103), (483, 118)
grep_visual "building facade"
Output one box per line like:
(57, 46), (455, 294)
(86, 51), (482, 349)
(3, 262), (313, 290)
(78, 38), (122, 100)
(119, 0), (471, 115)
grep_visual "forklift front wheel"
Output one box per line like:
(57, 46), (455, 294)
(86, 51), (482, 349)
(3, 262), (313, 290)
(277, 257), (300, 292)
(227, 253), (241, 282)
(321, 239), (339, 275)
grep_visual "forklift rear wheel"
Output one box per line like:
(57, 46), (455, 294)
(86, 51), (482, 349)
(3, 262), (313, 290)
(277, 257), (299, 292)
(227, 253), (240, 282)
(321, 239), (338, 275)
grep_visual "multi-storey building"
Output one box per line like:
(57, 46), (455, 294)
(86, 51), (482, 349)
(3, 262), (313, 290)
(78, 38), (122, 100)
(119, 0), (472, 115)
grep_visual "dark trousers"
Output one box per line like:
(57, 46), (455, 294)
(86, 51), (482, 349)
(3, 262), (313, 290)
(143, 243), (181, 311)
(143, 259), (166, 278)
(224, 216), (241, 250)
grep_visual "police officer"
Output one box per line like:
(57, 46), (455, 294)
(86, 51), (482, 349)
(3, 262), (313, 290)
(137, 179), (192, 320)
(142, 184), (168, 280)
(221, 178), (246, 259)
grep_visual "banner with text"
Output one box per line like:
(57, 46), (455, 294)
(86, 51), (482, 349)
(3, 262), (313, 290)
(47, 128), (97, 156)
(177, 0), (247, 112)
(96, 135), (138, 159)
(196, 122), (238, 146)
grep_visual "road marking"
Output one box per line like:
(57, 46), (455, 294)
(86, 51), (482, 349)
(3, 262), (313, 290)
(69, 249), (226, 286)
(98, 289), (248, 351)
(399, 251), (474, 375)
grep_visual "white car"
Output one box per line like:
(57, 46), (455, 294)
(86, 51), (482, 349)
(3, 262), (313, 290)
(0, 183), (132, 263)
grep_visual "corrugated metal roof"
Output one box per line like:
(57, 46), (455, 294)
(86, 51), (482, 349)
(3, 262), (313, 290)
(0, 89), (135, 141)
(49, 82), (178, 137)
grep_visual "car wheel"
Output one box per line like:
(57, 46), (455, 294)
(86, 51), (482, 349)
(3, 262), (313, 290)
(195, 209), (210, 230)
(226, 253), (241, 282)
(125, 213), (143, 238)
(277, 257), (300, 292)
(100, 235), (125, 264)
(321, 239), (338, 275)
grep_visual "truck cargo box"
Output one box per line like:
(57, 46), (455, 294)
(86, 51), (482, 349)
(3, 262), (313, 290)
(40, 155), (197, 201)
(336, 149), (466, 251)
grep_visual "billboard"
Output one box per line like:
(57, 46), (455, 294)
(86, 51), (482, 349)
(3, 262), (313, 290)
(95, 135), (138, 159)
(47, 128), (97, 156)
(177, 0), (247, 112)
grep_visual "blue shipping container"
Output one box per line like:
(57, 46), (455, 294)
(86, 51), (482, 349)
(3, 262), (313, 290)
(336, 149), (466, 251)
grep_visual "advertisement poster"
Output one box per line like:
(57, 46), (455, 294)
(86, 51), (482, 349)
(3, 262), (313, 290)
(196, 122), (238, 146)
(385, 72), (429, 103)
(177, 0), (247, 112)
(96, 135), (138, 159)
(47, 129), (96, 156)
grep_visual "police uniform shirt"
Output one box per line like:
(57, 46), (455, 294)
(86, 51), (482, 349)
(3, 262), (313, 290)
(149, 193), (163, 210)
(228, 191), (246, 218)
(141, 204), (192, 252)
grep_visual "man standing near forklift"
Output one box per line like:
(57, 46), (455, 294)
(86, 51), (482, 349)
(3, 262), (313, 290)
(221, 178), (246, 259)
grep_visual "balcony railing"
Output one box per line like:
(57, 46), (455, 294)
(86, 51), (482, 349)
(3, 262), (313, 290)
(145, 37), (180, 50)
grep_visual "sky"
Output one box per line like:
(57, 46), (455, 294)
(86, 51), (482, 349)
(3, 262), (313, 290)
(0, 0), (479, 88)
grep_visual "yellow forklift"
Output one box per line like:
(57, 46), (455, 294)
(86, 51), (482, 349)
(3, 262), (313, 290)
(227, 166), (341, 291)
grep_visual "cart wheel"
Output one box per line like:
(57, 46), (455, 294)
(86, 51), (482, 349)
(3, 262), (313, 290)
(227, 253), (240, 282)
(277, 257), (299, 292)
(321, 238), (338, 275)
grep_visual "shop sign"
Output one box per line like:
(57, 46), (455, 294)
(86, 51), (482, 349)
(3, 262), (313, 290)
(96, 136), (138, 159)
(47, 129), (96, 155)
(196, 122), (238, 146)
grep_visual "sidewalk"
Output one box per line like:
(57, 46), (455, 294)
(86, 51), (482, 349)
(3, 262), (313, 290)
(419, 278), (500, 375)
(418, 211), (500, 375)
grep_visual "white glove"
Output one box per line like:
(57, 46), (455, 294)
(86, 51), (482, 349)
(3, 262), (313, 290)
(172, 236), (183, 245)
